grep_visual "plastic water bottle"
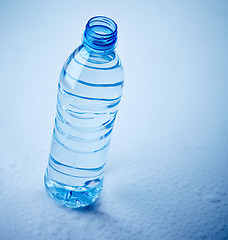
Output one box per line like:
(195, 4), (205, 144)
(44, 16), (124, 208)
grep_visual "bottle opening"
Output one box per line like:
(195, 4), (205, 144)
(83, 16), (118, 51)
(88, 16), (117, 36)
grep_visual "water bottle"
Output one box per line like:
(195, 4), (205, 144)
(44, 16), (124, 208)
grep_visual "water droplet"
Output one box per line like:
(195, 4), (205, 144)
(198, 232), (207, 239)
(10, 162), (16, 168)
(215, 188), (227, 196)
(205, 193), (221, 203)
(193, 189), (202, 196)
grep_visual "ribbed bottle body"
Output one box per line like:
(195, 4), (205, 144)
(44, 45), (123, 207)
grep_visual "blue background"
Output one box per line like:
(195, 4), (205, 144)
(0, 1), (228, 239)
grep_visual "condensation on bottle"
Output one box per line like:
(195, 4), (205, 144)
(44, 16), (124, 208)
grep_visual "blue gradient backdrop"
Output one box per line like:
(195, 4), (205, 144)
(0, 1), (228, 240)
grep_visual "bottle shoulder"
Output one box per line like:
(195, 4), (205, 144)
(61, 45), (124, 86)
(74, 45), (123, 70)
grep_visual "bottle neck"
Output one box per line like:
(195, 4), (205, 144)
(82, 43), (116, 55)
(82, 16), (118, 53)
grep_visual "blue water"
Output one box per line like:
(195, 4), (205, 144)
(44, 17), (124, 208)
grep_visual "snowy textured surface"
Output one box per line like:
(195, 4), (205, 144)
(0, 1), (228, 239)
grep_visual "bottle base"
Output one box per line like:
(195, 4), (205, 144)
(44, 170), (103, 208)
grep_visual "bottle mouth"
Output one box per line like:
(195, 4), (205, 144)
(83, 16), (118, 51)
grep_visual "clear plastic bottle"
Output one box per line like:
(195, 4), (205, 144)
(44, 16), (124, 208)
